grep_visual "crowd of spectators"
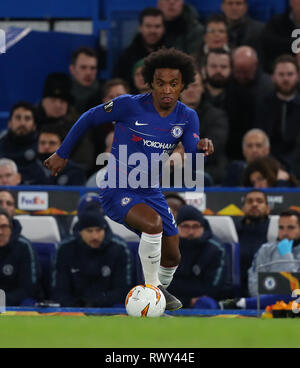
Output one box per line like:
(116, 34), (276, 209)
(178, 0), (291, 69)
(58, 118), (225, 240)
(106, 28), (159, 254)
(1, 0), (300, 187)
(1, 0), (300, 309)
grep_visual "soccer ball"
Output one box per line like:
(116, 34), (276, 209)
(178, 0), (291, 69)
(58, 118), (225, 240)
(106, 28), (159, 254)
(125, 284), (166, 317)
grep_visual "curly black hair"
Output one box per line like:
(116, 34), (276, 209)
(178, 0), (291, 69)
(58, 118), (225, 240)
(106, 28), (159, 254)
(142, 48), (196, 90)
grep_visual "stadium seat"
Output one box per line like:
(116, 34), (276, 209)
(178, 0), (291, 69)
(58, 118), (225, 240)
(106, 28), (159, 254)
(205, 216), (241, 297)
(267, 215), (279, 243)
(205, 216), (238, 243)
(16, 215), (61, 243)
(188, 0), (222, 21)
(15, 215), (61, 299)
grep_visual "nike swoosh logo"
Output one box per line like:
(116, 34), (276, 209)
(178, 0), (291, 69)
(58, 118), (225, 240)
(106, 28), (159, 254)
(71, 269), (80, 273)
(135, 121), (148, 126)
(148, 254), (160, 259)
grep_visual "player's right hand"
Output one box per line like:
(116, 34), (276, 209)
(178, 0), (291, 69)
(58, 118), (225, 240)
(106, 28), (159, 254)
(44, 152), (68, 176)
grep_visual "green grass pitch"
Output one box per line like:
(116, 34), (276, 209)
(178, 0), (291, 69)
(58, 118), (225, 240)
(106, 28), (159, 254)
(0, 315), (300, 348)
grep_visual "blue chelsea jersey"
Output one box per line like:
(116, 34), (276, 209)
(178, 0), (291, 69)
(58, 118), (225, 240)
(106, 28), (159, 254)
(57, 93), (200, 188)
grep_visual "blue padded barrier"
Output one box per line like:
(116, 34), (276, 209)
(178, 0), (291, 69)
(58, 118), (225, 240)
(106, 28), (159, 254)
(5, 306), (260, 317)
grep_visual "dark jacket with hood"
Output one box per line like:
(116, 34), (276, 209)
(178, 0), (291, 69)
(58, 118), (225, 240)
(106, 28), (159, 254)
(195, 100), (229, 184)
(52, 223), (133, 307)
(113, 33), (165, 92)
(0, 129), (38, 170)
(21, 154), (86, 186)
(163, 4), (204, 55)
(168, 218), (226, 307)
(234, 216), (270, 296)
(0, 219), (41, 306)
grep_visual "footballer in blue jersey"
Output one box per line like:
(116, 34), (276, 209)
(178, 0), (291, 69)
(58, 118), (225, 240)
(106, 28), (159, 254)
(45, 48), (214, 310)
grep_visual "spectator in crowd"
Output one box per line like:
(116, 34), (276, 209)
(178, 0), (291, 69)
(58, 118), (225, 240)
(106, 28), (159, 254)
(223, 128), (271, 186)
(86, 130), (114, 188)
(220, 209), (300, 309)
(52, 209), (133, 307)
(256, 55), (300, 170)
(69, 47), (104, 114)
(0, 159), (22, 186)
(36, 72), (96, 175)
(0, 208), (40, 306)
(0, 102), (38, 173)
(248, 209), (300, 297)
(23, 124), (86, 186)
(203, 48), (232, 111)
(243, 156), (298, 188)
(35, 73), (77, 128)
(168, 205), (226, 307)
(113, 8), (165, 91)
(157, 0), (204, 55)
(132, 59), (151, 94)
(261, 0), (300, 72)
(164, 192), (186, 220)
(221, 0), (264, 51)
(0, 191), (16, 217)
(234, 190), (270, 295)
(226, 46), (273, 160)
(196, 14), (230, 69)
(296, 52), (300, 75)
(180, 70), (229, 183)
(92, 78), (129, 160)
(0, 190), (37, 250)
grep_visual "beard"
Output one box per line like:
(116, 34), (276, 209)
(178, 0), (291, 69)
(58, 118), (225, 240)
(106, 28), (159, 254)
(275, 81), (299, 97)
(206, 73), (230, 88)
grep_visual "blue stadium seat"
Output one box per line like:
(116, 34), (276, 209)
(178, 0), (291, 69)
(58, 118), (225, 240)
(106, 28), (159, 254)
(205, 216), (241, 297)
(188, 0), (222, 21)
(16, 215), (60, 298)
(247, 0), (288, 22)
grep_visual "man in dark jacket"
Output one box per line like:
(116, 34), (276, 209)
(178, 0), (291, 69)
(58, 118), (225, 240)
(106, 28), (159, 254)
(52, 210), (133, 307)
(221, 0), (264, 51)
(234, 190), (270, 296)
(157, 0), (204, 55)
(0, 101), (38, 173)
(22, 124), (86, 186)
(256, 55), (300, 170)
(261, 0), (300, 73)
(0, 208), (40, 306)
(113, 8), (165, 92)
(226, 46), (274, 160)
(168, 205), (226, 308)
(69, 47), (104, 114)
(180, 70), (229, 184)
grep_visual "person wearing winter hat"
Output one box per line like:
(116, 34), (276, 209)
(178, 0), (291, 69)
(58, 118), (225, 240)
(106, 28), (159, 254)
(36, 72), (96, 175)
(52, 209), (134, 307)
(168, 205), (227, 308)
(35, 73), (77, 128)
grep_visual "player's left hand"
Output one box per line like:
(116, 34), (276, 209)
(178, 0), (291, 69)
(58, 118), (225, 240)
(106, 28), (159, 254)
(197, 138), (214, 156)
